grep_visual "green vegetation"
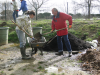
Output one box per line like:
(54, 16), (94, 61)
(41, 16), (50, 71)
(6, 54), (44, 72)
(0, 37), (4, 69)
(32, 69), (39, 72)
(37, 65), (44, 70)
(0, 71), (6, 75)
(10, 74), (15, 75)
(23, 68), (26, 71)
(0, 19), (100, 44)
(77, 60), (83, 63)
(8, 31), (18, 43)
(51, 73), (57, 75)
(38, 61), (45, 64)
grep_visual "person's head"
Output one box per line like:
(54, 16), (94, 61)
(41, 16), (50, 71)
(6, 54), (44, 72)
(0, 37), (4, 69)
(25, 10), (35, 18)
(12, 0), (15, 1)
(52, 8), (58, 16)
(20, 0), (23, 2)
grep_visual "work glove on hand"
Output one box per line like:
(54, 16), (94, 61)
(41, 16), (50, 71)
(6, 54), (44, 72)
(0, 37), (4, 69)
(16, 10), (19, 11)
(29, 35), (36, 41)
(69, 25), (72, 28)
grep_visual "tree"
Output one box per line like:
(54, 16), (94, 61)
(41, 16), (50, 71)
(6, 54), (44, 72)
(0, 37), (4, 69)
(0, 2), (13, 20)
(1, 10), (13, 20)
(28, 0), (50, 20)
(72, 0), (100, 19)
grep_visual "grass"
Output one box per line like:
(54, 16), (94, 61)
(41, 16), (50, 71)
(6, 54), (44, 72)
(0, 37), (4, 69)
(77, 60), (83, 63)
(38, 61), (45, 64)
(23, 68), (26, 71)
(51, 73), (57, 75)
(10, 74), (15, 75)
(0, 71), (7, 75)
(33, 69), (39, 72)
(37, 66), (44, 70)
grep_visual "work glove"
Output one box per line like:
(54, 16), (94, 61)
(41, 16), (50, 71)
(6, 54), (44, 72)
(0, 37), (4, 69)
(16, 10), (19, 11)
(69, 25), (72, 28)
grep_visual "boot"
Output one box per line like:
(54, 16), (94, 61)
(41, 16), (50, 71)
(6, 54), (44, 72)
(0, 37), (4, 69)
(20, 46), (31, 60)
(68, 52), (72, 57)
(55, 51), (63, 56)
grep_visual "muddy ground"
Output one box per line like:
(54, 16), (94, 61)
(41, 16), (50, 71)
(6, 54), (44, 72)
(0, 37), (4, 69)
(0, 43), (92, 75)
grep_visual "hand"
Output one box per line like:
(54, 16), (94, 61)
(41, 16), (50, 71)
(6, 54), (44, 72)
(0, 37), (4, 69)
(29, 35), (33, 38)
(16, 10), (19, 11)
(69, 25), (72, 28)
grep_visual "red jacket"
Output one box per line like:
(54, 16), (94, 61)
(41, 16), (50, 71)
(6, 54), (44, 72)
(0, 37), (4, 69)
(51, 12), (72, 36)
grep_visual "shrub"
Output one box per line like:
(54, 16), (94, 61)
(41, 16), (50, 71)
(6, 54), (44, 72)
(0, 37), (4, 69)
(8, 31), (19, 42)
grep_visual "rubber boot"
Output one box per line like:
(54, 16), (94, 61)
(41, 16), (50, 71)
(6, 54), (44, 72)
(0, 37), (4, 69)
(68, 52), (72, 57)
(55, 51), (63, 56)
(20, 46), (31, 60)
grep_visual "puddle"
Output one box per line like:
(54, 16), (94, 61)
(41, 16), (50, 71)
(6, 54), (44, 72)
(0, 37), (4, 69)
(45, 66), (58, 73)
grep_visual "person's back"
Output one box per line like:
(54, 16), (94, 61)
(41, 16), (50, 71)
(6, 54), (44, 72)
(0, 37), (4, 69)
(19, 0), (28, 13)
(12, 0), (18, 10)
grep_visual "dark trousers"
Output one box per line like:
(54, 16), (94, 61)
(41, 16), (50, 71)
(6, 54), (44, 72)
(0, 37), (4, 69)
(57, 34), (72, 52)
(13, 10), (18, 23)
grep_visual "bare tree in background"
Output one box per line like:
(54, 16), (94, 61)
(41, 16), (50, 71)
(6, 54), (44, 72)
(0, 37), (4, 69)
(28, 0), (50, 20)
(72, 0), (100, 19)
(0, 2), (13, 20)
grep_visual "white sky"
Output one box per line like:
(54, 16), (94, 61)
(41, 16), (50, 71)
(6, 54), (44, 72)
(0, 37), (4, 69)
(0, 0), (100, 15)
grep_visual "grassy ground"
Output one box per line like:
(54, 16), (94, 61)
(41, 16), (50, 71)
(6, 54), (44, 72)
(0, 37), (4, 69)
(0, 19), (100, 43)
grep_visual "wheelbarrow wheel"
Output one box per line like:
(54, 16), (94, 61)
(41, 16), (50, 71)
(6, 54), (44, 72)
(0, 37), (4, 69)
(38, 48), (43, 56)
(31, 47), (37, 56)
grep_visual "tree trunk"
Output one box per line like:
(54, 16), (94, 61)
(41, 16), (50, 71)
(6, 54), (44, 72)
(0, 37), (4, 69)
(36, 9), (38, 20)
(88, 0), (91, 19)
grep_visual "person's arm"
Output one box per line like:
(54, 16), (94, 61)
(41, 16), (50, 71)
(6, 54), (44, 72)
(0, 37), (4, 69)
(62, 13), (72, 25)
(27, 21), (33, 36)
(19, 1), (24, 11)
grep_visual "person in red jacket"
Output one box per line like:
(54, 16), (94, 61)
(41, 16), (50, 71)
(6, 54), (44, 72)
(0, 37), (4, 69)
(51, 8), (72, 57)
